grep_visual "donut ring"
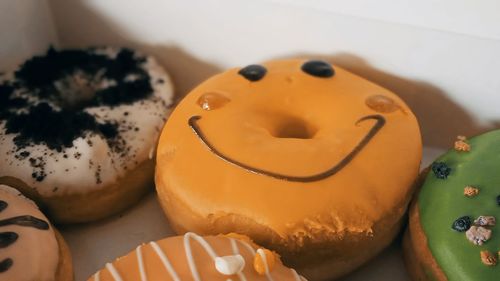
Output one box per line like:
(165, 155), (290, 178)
(89, 232), (307, 281)
(404, 132), (500, 280)
(156, 59), (422, 280)
(0, 47), (174, 223)
(0, 184), (73, 281)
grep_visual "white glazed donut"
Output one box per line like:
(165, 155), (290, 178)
(0, 47), (174, 223)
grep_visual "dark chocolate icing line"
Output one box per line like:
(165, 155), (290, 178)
(0, 232), (18, 248)
(0, 201), (6, 212)
(0, 215), (49, 230)
(0, 258), (12, 273)
(189, 114), (385, 182)
(0, 200), (50, 274)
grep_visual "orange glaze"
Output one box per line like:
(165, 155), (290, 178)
(156, 59), (422, 250)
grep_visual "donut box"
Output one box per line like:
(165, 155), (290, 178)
(1, 1), (499, 281)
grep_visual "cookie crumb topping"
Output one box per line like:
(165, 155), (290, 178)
(464, 186), (479, 197)
(480, 251), (497, 266)
(454, 135), (471, 152)
(474, 216), (496, 227)
(465, 226), (491, 245)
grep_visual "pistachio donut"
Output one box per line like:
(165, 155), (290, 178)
(404, 132), (500, 280)
(89, 232), (306, 281)
(0, 47), (174, 223)
(155, 59), (422, 280)
(0, 184), (72, 281)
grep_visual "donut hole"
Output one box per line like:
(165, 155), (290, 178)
(54, 71), (100, 110)
(271, 116), (317, 139)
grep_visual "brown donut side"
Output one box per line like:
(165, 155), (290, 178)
(0, 159), (153, 224)
(403, 168), (447, 281)
(156, 170), (415, 281)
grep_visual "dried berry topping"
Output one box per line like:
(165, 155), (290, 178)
(452, 216), (472, 232)
(432, 162), (451, 179)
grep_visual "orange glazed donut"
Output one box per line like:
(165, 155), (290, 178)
(89, 232), (307, 281)
(0, 184), (73, 281)
(155, 59), (422, 280)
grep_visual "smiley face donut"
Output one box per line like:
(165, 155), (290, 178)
(404, 132), (500, 280)
(0, 47), (174, 223)
(0, 184), (73, 281)
(155, 59), (422, 280)
(89, 232), (306, 281)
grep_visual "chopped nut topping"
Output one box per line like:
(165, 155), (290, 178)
(466, 226), (492, 245)
(474, 216), (496, 226)
(480, 251), (497, 266)
(454, 135), (471, 152)
(464, 186), (479, 197)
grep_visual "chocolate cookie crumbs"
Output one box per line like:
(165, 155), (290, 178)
(4, 102), (117, 151)
(0, 47), (158, 184)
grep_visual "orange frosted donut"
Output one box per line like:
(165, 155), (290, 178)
(89, 232), (307, 281)
(155, 59), (422, 280)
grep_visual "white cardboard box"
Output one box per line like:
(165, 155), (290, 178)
(1, 1), (498, 280)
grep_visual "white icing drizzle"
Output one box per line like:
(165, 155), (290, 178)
(236, 239), (256, 256)
(98, 233), (308, 281)
(257, 249), (275, 281)
(106, 263), (123, 281)
(229, 238), (248, 281)
(184, 232), (219, 281)
(230, 238), (240, 255)
(94, 271), (100, 281)
(136, 245), (147, 281)
(150, 241), (181, 281)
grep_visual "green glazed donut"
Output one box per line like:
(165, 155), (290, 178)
(404, 130), (500, 281)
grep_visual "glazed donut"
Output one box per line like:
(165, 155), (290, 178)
(404, 133), (500, 280)
(155, 59), (422, 280)
(0, 47), (174, 223)
(0, 184), (72, 281)
(89, 232), (307, 281)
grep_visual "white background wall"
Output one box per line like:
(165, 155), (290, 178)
(0, 0), (58, 70)
(1, 0), (500, 147)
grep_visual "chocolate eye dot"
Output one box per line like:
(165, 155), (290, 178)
(301, 60), (335, 78)
(366, 95), (399, 113)
(238, 64), (267, 82)
(197, 92), (230, 111)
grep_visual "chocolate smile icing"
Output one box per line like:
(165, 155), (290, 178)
(189, 114), (385, 182)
